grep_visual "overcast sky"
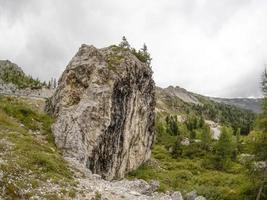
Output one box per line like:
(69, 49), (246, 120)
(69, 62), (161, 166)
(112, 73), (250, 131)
(0, 0), (266, 97)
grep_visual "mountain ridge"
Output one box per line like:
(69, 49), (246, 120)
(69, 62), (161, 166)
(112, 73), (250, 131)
(156, 85), (262, 113)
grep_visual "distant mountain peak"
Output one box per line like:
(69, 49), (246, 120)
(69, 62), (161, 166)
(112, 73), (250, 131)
(157, 85), (262, 113)
(159, 85), (201, 105)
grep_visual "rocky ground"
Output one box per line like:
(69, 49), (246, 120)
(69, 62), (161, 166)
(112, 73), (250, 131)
(65, 157), (205, 200)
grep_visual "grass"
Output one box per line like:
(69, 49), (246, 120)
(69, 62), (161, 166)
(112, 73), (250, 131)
(106, 48), (124, 72)
(0, 96), (76, 199)
(91, 191), (102, 200)
(128, 145), (255, 200)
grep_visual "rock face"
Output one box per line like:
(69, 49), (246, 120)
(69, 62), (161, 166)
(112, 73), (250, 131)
(46, 44), (155, 180)
(158, 86), (201, 105)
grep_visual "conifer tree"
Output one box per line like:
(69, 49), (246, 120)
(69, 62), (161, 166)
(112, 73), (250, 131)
(214, 126), (234, 170)
(48, 80), (51, 89)
(53, 78), (57, 89)
(172, 135), (183, 158)
(200, 125), (212, 151)
(140, 43), (152, 67)
(119, 36), (130, 49)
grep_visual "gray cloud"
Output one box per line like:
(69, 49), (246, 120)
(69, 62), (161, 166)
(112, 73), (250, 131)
(0, 0), (266, 97)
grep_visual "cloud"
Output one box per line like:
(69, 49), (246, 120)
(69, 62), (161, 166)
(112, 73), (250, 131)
(0, 0), (266, 97)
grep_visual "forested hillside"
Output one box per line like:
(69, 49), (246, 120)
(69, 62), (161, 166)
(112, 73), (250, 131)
(156, 86), (255, 135)
(0, 60), (44, 89)
(129, 84), (264, 200)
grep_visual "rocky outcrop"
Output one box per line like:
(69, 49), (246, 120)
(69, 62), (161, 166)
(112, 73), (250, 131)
(158, 86), (201, 105)
(46, 44), (155, 180)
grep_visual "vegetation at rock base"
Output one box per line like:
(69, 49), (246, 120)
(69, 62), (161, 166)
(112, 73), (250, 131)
(0, 96), (77, 199)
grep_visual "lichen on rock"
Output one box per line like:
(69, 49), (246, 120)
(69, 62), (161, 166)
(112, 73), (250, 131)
(46, 44), (155, 180)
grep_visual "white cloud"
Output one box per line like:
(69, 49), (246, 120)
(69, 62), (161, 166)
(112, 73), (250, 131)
(0, 0), (266, 97)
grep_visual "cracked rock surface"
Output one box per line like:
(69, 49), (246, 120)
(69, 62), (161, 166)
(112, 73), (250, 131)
(46, 44), (155, 180)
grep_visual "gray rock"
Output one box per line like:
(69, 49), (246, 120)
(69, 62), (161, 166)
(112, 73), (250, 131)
(255, 161), (267, 170)
(159, 195), (172, 200)
(158, 86), (201, 105)
(0, 171), (3, 179)
(46, 44), (155, 180)
(113, 179), (150, 194)
(171, 191), (183, 200)
(148, 180), (160, 193)
(129, 191), (141, 196)
(185, 191), (197, 200)
(195, 196), (206, 200)
(92, 174), (102, 180)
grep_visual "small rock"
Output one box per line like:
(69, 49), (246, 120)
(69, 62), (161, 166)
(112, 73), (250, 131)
(171, 191), (183, 200)
(255, 161), (267, 170)
(181, 138), (190, 146)
(129, 191), (141, 196)
(185, 191), (197, 200)
(159, 195), (172, 200)
(92, 174), (102, 180)
(145, 180), (160, 194)
(166, 191), (171, 195)
(195, 196), (206, 200)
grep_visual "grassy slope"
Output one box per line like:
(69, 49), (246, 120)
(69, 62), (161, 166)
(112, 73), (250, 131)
(128, 144), (255, 200)
(0, 96), (77, 199)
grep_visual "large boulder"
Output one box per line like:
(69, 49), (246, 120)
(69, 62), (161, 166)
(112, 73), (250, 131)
(46, 44), (155, 180)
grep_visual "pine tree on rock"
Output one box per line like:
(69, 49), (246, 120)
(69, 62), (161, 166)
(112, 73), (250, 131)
(140, 43), (152, 67)
(119, 36), (130, 49)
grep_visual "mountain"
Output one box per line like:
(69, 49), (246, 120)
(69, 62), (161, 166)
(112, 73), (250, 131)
(0, 60), (43, 89)
(210, 97), (262, 113)
(157, 86), (201, 105)
(156, 85), (261, 113)
(0, 60), (24, 76)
